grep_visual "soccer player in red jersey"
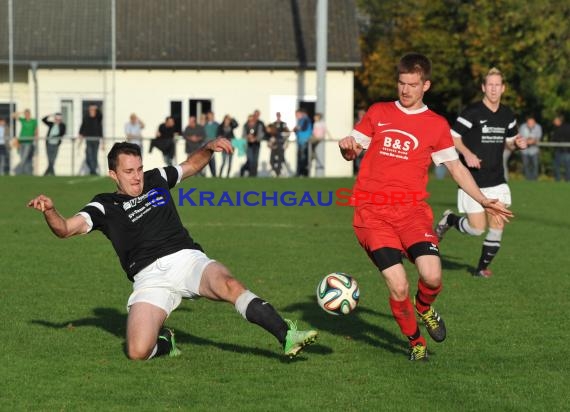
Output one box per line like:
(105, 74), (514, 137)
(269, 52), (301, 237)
(338, 53), (513, 361)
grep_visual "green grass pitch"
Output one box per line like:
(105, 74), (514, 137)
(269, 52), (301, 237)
(1, 175), (568, 411)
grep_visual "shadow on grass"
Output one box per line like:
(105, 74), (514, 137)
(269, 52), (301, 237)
(30, 306), (310, 362)
(440, 254), (476, 273)
(283, 297), (408, 356)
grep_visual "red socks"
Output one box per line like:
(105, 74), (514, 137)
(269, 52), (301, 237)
(389, 297), (419, 338)
(415, 279), (442, 314)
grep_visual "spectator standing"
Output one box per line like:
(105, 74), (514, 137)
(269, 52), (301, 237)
(240, 114), (264, 177)
(217, 114), (238, 178)
(310, 113), (328, 176)
(551, 115), (570, 182)
(125, 113), (145, 152)
(79, 105), (103, 175)
(0, 118), (10, 175)
(150, 117), (177, 166)
(183, 116), (205, 155)
(12, 109), (38, 175)
(267, 112), (290, 177)
(203, 111), (219, 177)
(519, 115), (543, 180)
(293, 109), (312, 177)
(42, 113), (67, 176)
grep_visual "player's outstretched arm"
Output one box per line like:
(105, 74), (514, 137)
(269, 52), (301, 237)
(179, 137), (234, 180)
(506, 135), (528, 151)
(338, 136), (363, 161)
(445, 159), (513, 223)
(27, 195), (89, 238)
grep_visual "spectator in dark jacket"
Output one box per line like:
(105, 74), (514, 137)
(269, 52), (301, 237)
(42, 113), (66, 176)
(79, 105), (103, 175)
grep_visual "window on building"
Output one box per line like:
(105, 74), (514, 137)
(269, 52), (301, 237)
(189, 99), (212, 123)
(60, 100), (73, 137)
(170, 101), (182, 134)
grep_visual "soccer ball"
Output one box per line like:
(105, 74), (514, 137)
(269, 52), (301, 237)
(316, 272), (360, 315)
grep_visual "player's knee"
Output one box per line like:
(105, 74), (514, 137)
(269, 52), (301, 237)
(127, 343), (153, 360)
(420, 275), (441, 289)
(471, 227), (485, 236)
(224, 276), (245, 295)
(389, 282), (410, 301)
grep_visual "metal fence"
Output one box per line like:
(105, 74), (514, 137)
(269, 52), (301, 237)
(1, 136), (336, 178)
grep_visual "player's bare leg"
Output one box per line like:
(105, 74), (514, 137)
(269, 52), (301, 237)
(199, 262), (317, 357)
(380, 263), (427, 361)
(473, 211), (505, 278)
(126, 302), (170, 360)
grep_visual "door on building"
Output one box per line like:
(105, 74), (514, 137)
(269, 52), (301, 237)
(189, 99), (212, 123)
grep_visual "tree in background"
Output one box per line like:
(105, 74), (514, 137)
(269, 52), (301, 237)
(355, 0), (570, 124)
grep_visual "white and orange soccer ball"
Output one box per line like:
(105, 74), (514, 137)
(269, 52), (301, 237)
(316, 272), (360, 315)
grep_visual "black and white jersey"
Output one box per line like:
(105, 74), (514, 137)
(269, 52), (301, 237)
(452, 101), (518, 188)
(78, 166), (201, 281)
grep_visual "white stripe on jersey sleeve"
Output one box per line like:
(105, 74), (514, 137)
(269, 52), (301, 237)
(159, 167), (167, 182)
(76, 212), (93, 233)
(350, 129), (372, 149)
(431, 146), (459, 166)
(508, 119), (517, 129)
(457, 116), (472, 128)
(86, 202), (105, 215)
(451, 129), (462, 138)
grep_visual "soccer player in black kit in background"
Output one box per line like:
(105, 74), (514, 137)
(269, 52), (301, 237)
(28, 139), (317, 360)
(435, 68), (527, 277)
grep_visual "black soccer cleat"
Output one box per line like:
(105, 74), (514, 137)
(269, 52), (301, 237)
(417, 306), (447, 343)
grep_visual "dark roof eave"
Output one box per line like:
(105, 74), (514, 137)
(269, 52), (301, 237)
(0, 59), (361, 70)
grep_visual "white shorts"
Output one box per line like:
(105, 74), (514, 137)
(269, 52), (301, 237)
(127, 249), (215, 316)
(457, 183), (511, 214)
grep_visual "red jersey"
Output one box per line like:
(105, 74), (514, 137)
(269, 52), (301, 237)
(351, 101), (457, 205)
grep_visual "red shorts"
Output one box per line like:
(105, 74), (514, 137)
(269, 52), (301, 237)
(353, 201), (439, 253)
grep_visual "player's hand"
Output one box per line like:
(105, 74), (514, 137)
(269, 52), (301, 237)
(481, 198), (513, 223)
(28, 194), (54, 213)
(205, 137), (234, 154)
(338, 136), (362, 161)
(464, 152), (482, 169)
(515, 135), (528, 150)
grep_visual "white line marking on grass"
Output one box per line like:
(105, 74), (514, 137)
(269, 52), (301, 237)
(66, 177), (105, 185)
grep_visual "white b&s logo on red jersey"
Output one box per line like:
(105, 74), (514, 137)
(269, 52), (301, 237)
(379, 129), (419, 160)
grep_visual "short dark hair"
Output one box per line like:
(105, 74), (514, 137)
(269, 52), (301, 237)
(398, 53), (432, 82)
(107, 142), (141, 171)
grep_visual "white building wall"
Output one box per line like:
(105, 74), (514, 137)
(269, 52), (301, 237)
(24, 68), (355, 177)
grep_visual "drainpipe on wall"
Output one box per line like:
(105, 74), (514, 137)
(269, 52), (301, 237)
(31, 61), (39, 174)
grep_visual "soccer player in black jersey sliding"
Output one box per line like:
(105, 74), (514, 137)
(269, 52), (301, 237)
(435, 68), (527, 277)
(28, 139), (317, 360)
